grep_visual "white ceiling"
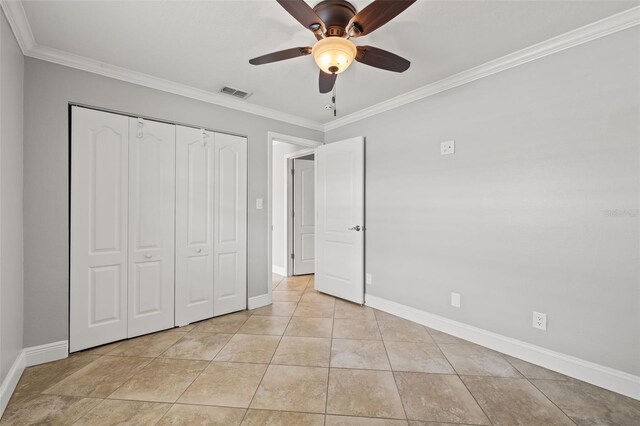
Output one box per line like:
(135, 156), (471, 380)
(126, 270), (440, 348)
(21, 0), (638, 124)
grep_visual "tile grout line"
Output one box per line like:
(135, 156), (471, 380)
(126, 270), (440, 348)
(436, 340), (495, 426)
(324, 286), (336, 425)
(301, 273), (330, 425)
(487, 347), (578, 426)
(68, 398), (107, 426)
(239, 275), (302, 425)
(374, 305), (410, 422)
(457, 373), (496, 426)
(526, 376), (579, 425)
(422, 324), (497, 425)
(103, 315), (250, 424)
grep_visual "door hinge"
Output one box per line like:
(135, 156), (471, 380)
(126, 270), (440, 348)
(292, 211), (295, 218)
(291, 253), (295, 259)
(291, 169), (295, 176)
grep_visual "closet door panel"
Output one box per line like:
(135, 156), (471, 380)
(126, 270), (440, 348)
(175, 126), (214, 325)
(70, 107), (129, 352)
(128, 118), (176, 337)
(213, 133), (247, 315)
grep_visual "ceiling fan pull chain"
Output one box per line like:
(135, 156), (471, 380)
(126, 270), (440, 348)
(333, 85), (337, 117)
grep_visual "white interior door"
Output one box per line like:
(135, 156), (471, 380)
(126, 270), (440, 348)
(128, 118), (176, 337)
(213, 133), (247, 315)
(315, 137), (364, 304)
(293, 158), (315, 275)
(175, 126), (214, 326)
(70, 107), (129, 352)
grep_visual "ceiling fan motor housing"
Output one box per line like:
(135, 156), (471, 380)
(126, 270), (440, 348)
(313, 0), (357, 37)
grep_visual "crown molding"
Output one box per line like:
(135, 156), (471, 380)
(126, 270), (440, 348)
(0, 1), (324, 132)
(324, 6), (640, 132)
(0, 0), (34, 52)
(25, 44), (325, 131)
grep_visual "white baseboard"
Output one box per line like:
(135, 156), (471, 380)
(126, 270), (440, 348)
(366, 295), (640, 400)
(0, 351), (25, 417)
(248, 293), (272, 310)
(0, 340), (69, 417)
(24, 340), (68, 367)
(272, 266), (287, 277)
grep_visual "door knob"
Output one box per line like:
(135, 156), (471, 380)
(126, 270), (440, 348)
(195, 248), (202, 253)
(145, 253), (152, 259)
(348, 225), (361, 232)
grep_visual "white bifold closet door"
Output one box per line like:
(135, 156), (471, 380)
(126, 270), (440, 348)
(175, 126), (215, 325)
(127, 118), (176, 338)
(71, 106), (247, 351)
(70, 107), (129, 352)
(213, 132), (248, 315)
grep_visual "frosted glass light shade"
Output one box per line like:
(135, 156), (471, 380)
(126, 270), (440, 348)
(312, 37), (357, 74)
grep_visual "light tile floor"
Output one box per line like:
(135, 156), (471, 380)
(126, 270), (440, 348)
(2, 273), (639, 425)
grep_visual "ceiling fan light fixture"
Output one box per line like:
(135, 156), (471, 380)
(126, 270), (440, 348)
(312, 37), (356, 74)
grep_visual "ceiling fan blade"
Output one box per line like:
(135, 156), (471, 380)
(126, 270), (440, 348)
(249, 47), (312, 65)
(319, 70), (337, 94)
(348, 0), (416, 37)
(276, 0), (326, 37)
(355, 46), (410, 72)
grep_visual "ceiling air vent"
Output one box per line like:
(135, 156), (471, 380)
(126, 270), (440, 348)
(220, 86), (251, 100)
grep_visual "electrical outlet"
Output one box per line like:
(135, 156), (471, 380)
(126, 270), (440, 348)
(533, 311), (547, 331)
(441, 140), (455, 155)
(365, 273), (372, 285)
(451, 292), (461, 308)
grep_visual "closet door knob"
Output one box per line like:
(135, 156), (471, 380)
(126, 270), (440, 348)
(195, 248), (202, 253)
(145, 253), (152, 259)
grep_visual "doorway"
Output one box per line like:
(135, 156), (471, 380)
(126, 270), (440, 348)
(269, 133), (322, 279)
(267, 132), (365, 306)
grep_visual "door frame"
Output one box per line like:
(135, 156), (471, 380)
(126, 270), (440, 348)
(267, 132), (322, 302)
(285, 149), (315, 276)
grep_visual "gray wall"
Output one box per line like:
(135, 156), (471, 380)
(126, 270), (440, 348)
(0, 10), (24, 381)
(23, 58), (322, 347)
(325, 28), (640, 375)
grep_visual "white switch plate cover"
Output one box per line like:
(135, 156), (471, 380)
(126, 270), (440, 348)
(256, 198), (264, 210)
(365, 273), (372, 285)
(533, 311), (547, 331)
(441, 140), (455, 155)
(451, 292), (461, 308)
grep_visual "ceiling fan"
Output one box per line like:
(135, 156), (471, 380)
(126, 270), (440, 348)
(249, 0), (416, 94)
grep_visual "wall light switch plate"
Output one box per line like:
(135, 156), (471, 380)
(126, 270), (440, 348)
(451, 292), (461, 308)
(441, 140), (455, 155)
(533, 311), (547, 331)
(365, 273), (372, 285)
(256, 198), (264, 210)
